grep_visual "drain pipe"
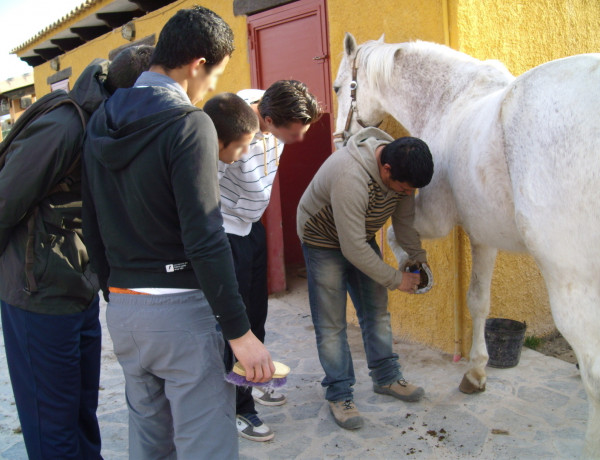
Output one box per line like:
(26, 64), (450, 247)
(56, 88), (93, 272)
(442, 0), (463, 362)
(452, 227), (463, 362)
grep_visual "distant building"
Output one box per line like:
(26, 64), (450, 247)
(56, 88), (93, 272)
(0, 73), (35, 140)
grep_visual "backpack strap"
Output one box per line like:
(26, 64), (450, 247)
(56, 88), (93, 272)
(46, 98), (88, 195)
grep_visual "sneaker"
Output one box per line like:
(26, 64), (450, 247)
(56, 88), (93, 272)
(328, 399), (363, 430)
(252, 386), (287, 406)
(373, 378), (425, 402)
(236, 413), (274, 442)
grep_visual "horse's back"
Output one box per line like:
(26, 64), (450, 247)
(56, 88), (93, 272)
(501, 54), (600, 271)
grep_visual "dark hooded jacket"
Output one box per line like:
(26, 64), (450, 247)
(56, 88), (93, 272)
(82, 82), (250, 340)
(0, 60), (109, 314)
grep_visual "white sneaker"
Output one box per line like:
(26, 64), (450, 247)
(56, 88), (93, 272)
(236, 413), (274, 442)
(252, 386), (287, 406)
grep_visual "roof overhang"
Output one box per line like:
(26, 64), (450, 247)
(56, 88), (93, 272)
(13, 0), (172, 66)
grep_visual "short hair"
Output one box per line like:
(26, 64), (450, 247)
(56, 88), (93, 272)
(150, 6), (234, 71)
(104, 45), (154, 93)
(204, 93), (259, 147)
(380, 137), (434, 188)
(258, 80), (322, 127)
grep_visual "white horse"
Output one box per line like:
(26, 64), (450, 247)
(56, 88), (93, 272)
(333, 32), (600, 458)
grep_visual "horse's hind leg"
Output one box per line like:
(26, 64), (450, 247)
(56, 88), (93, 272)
(544, 280), (600, 459)
(459, 243), (497, 394)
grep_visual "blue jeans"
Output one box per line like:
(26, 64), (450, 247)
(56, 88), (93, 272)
(0, 297), (102, 460)
(302, 242), (402, 402)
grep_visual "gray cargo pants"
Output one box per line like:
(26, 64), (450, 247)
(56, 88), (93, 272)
(107, 291), (237, 460)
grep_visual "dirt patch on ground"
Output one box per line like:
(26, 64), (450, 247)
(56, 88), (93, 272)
(532, 330), (578, 365)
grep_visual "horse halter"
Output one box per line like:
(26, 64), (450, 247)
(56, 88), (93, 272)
(333, 51), (383, 146)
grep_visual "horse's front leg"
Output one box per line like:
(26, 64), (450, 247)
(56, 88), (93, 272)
(459, 243), (498, 394)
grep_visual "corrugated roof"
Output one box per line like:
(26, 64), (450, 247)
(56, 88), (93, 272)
(10, 0), (101, 54)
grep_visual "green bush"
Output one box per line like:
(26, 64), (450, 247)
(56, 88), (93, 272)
(524, 335), (542, 350)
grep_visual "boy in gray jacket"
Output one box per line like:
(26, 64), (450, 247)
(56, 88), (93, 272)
(297, 127), (434, 430)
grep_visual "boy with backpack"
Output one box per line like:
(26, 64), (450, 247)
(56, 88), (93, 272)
(0, 45), (153, 459)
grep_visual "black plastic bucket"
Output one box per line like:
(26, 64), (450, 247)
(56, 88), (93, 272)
(485, 318), (526, 368)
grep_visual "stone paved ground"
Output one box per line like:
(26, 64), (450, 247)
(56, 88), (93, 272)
(0, 276), (588, 459)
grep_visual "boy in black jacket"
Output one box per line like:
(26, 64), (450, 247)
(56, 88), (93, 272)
(0, 45), (153, 460)
(82, 8), (274, 459)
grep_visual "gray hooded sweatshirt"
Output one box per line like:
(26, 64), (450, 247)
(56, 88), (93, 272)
(297, 127), (426, 290)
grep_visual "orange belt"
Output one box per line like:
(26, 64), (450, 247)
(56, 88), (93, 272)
(109, 287), (150, 295)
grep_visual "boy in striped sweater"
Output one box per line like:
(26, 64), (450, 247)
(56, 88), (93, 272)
(217, 80), (321, 441)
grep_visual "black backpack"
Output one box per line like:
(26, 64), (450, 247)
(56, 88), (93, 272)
(0, 90), (87, 294)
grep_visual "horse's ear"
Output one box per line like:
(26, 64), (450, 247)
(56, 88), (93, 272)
(344, 32), (357, 56)
(377, 33), (385, 43)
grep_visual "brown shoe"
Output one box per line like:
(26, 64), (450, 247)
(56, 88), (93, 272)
(373, 378), (425, 402)
(329, 400), (363, 430)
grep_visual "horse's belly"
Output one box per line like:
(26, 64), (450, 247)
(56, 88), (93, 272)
(462, 208), (527, 252)
(443, 99), (526, 252)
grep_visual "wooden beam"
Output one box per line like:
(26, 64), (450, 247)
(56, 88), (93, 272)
(96, 10), (144, 28)
(50, 37), (85, 52)
(70, 25), (112, 41)
(33, 47), (62, 60)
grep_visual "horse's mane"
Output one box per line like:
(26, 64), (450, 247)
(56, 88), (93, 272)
(358, 40), (513, 91)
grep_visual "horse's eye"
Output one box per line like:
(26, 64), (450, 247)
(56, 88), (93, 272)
(333, 85), (340, 94)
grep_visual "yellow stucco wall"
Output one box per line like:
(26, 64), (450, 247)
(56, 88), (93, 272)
(24, 0), (251, 100)
(327, 0), (463, 355)
(327, 0), (600, 357)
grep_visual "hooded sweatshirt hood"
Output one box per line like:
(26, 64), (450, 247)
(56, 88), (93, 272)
(86, 85), (198, 171)
(69, 58), (110, 115)
(344, 126), (395, 191)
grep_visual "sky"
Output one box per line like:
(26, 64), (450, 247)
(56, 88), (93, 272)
(0, 0), (85, 81)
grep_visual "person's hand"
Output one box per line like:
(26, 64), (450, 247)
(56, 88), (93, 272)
(228, 330), (275, 383)
(398, 271), (421, 293)
(401, 261), (434, 294)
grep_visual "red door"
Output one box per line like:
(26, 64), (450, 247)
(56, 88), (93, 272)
(248, 0), (333, 293)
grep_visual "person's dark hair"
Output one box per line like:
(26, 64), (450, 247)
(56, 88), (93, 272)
(150, 6), (234, 71)
(204, 93), (259, 147)
(380, 137), (434, 188)
(258, 80), (322, 127)
(104, 45), (154, 93)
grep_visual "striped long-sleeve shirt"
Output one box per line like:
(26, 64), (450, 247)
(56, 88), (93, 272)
(218, 90), (285, 236)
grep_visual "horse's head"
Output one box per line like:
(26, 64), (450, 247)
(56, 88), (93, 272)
(333, 32), (386, 149)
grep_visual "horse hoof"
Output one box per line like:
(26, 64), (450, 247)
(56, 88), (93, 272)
(459, 374), (486, 394)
